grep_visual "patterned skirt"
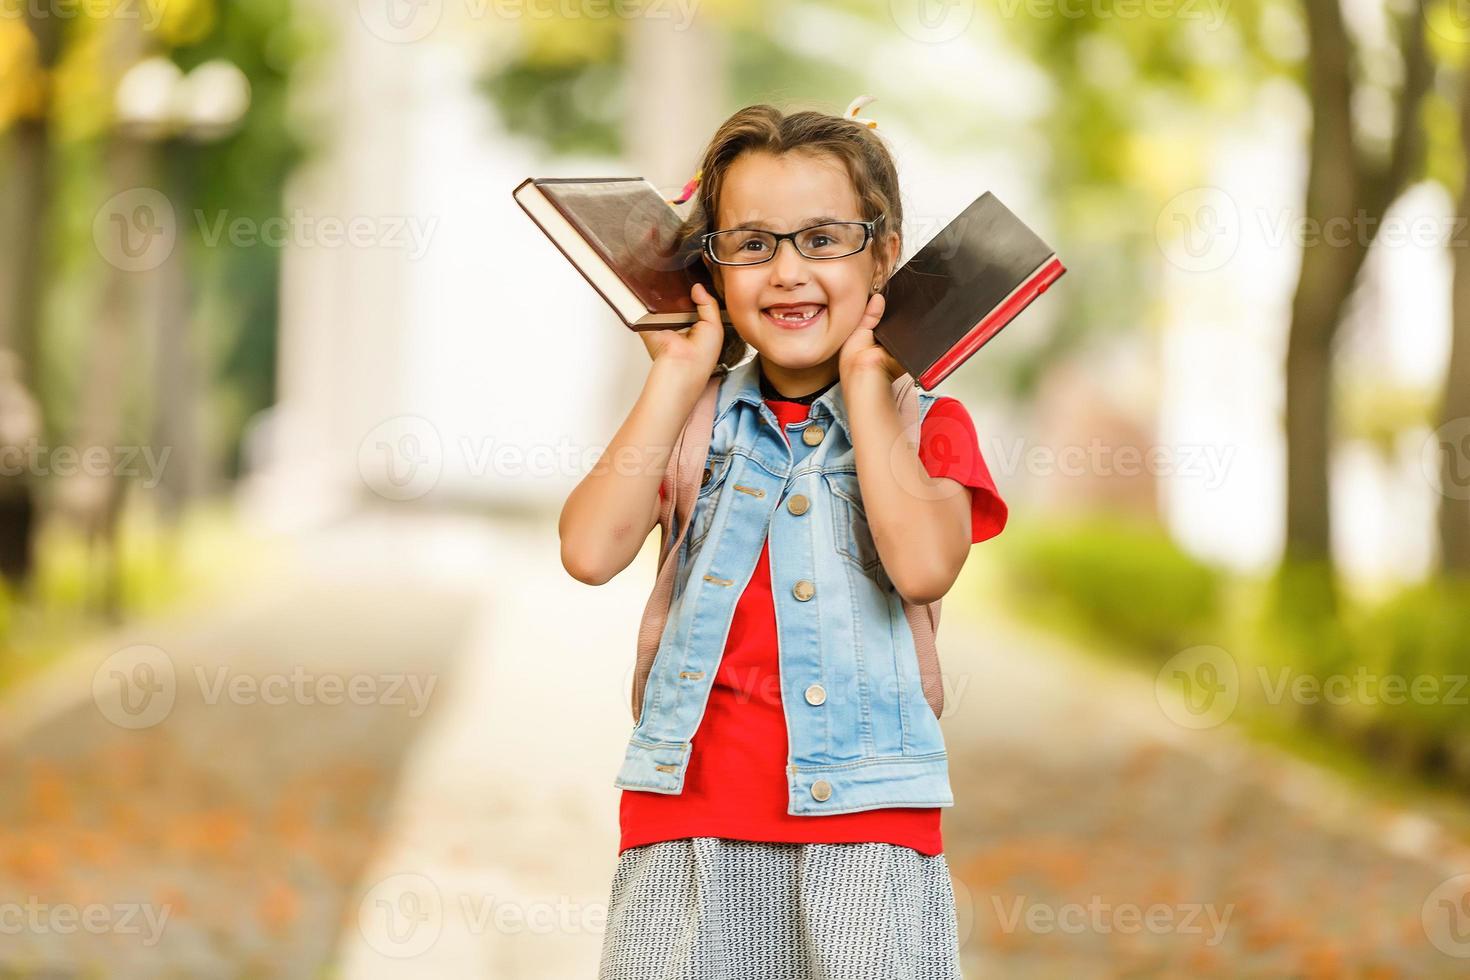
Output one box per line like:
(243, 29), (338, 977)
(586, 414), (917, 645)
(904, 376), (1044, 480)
(598, 836), (964, 980)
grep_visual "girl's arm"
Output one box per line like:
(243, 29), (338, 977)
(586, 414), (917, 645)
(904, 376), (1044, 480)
(559, 284), (726, 586)
(844, 367), (972, 606)
(837, 293), (971, 606)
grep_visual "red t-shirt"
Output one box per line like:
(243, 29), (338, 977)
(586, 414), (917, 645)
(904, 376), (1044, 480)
(620, 393), (1006, 856)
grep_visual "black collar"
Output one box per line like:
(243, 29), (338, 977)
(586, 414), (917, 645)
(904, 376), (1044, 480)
(758, 361), (837, 406)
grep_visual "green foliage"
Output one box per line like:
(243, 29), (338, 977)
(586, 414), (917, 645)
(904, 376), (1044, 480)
(1245, 573), (1470, 785)
(483, 59), (626, 158)
(1351, 578), (1470, 735)
(1001, 512), (1224, 656)
(479, 9), (865, 162)
(171, 0), (309, 474)
(1006, 525), (1470, 788)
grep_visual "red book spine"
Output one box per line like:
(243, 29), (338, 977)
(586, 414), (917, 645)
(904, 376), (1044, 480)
(918, 256), (1066, 389)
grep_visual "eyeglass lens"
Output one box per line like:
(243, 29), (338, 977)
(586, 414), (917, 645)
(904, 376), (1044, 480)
(708, 222), (868, 265)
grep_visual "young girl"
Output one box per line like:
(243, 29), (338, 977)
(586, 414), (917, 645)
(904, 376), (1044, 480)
(559, 97), (1007, 979)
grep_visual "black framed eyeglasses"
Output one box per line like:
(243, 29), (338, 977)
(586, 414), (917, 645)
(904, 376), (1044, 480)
(702, 214), (885, 267)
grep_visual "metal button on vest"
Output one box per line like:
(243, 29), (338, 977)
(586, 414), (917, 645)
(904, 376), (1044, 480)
(792, 580), (815, 601)
(810, 779), (832, 801)
(786, 493), (809, 516)
(804, 683), (826, 705)
(802, 425), (825, 446)
(701, 466), (712, 487)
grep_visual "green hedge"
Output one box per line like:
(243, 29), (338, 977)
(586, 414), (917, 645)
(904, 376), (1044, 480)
(1002, 513), (1223, 657)
(1000, 515), (1470, 788)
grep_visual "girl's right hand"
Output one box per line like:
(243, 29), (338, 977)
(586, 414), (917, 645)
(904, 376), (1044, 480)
(638, 283), (726, 379)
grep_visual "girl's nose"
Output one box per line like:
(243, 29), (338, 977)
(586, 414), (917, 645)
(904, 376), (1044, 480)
(767, 239), (809, 288)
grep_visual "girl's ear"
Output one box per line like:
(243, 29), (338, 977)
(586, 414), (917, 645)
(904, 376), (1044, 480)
(877, 230), (901, 284)
(703, 256), (724, 298)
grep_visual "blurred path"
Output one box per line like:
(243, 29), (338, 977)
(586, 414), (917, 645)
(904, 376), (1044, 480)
(939, 592), (1470, 978)
(334, 513), (1470, 978)
(334, 513), (638, 978)
(0, 512), (484, 978)
(4, 510), (1468, 978)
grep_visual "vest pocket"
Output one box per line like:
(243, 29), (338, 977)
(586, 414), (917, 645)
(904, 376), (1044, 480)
(686, 453), (732, 554)
(825, 474), (883, 576)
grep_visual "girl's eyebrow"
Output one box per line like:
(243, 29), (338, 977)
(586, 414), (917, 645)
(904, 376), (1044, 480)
(727, 214), (845, 231)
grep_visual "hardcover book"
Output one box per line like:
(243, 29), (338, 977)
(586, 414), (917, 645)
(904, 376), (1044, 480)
(874, 191), (1065, 390)
(512, 176), (730, 329)
(513, 178), (1062, 382)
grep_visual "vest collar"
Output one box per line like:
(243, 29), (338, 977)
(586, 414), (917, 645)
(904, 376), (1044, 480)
(717, 355), (852, 444)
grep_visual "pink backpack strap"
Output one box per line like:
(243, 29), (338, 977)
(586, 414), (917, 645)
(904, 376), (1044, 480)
(893, 374), (946, 719)
(632, 372), (722, 723)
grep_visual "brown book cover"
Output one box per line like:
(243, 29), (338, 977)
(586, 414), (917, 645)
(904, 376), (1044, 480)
(512, 176), (730, 329)
(875, 192), (1065, 389)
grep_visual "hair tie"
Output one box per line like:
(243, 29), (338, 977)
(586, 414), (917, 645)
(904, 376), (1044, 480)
(844, 94), (878, 130)
(668, 167), (703, 206)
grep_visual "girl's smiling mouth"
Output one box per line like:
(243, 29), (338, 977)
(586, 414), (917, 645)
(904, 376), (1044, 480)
(762, 303), (826, 330)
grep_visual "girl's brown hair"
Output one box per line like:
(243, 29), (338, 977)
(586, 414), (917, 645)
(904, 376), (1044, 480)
(671, 103), (905, 373)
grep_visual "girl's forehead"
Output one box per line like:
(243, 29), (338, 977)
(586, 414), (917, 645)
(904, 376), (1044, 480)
(716, 151), (862, 230)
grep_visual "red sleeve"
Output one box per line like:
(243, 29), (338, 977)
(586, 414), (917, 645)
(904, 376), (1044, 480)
(918, 396), (1007, 544)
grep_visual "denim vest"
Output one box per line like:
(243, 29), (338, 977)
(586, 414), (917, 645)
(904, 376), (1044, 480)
(614, 355), (952, 815)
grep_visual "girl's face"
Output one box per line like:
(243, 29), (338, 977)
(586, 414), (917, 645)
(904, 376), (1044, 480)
(707, 150), (898, 385)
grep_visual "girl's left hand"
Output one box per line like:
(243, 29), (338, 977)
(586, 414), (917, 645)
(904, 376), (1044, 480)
(838, 293), (905, 385)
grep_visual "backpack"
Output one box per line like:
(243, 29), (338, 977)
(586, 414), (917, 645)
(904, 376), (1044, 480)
(631, 366), (945, 724)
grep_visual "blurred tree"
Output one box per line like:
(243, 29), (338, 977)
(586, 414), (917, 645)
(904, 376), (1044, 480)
(1277, 0), (1430, 620)
(1, 2), (61, 387)
(481, 0), (863, 160)
(0, 0), (306, 611)
(985, 0), (1294, 397)
(991, 0), (1436, 611)
(0, 350), (41, 587)
(1442, 52), (1470, 576)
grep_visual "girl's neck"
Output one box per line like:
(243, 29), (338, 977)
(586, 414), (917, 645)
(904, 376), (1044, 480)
(757, 355), (839, 403)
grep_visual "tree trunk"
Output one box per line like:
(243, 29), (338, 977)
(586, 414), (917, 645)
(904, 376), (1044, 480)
(1440, 65), (1470, 577)
(1279, 0), (1429, 615)
(0, 6), (63, 386)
